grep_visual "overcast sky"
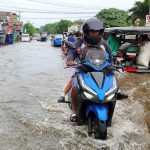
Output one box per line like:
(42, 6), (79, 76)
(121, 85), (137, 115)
(0, 0), (138, 28)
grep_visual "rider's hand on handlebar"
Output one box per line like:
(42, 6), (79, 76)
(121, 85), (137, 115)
(66, 60), (75, 66)
(77, 47), (82, 55)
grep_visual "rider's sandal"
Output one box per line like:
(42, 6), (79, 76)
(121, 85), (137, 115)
(70, 114), (77, 122)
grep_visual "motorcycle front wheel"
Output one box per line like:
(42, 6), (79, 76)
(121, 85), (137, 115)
(88, 114), (107, 140)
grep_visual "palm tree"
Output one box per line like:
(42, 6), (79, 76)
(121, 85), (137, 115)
(128, 0), (150, 25)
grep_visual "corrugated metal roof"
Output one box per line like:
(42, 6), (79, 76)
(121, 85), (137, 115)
(105, 26), (150, 35)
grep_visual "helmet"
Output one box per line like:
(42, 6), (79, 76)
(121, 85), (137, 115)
(75, 31), (82, 38)
(82, 17), (104, 45)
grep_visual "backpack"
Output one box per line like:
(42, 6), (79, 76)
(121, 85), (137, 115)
(68, 35), (75, 43)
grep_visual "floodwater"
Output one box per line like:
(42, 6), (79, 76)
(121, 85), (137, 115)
(0, 41), (149, 150)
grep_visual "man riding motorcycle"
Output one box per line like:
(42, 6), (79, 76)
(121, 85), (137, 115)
(61, 17), (128, 122)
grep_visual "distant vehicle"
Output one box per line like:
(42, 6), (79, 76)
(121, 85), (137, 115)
(51, 35), (62, 47)
(22, 33), (30, 42)
(31, 36), (37, 40)
(36, 34), (41, 41)
(41, 33), (47, 42)
(49, 34), (55, 41)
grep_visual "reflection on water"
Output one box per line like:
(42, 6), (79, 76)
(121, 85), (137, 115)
(0, 41), (149, 150)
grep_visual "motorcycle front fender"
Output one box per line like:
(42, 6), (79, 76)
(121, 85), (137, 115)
(86, 103), (108, 121)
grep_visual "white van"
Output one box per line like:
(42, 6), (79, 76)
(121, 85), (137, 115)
(22, 33), (30, 42)
(36, 34), (41, 41)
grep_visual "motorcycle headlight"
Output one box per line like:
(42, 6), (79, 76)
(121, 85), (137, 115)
(105, 94), (115, 101)
(83, 91), (95, 99)
(105, 76), (118, 97)
(78, 75), (97, 97)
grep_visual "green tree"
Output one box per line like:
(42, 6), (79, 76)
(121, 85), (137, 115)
(96, 8), (129, 27)
(35, 28), (41, 34)
(40, 19), (86, 34)
(55, 20), (73, 33)
(23, 22), (37, 36)
(73, 19), (85, 25)
(41, 22), (58, 34)
(128, 0), (150, 25)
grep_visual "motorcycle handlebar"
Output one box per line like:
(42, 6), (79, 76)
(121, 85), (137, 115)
(65, 61), (125, 75)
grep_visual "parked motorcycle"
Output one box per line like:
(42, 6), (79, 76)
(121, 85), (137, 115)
(64, 42), (122, 140)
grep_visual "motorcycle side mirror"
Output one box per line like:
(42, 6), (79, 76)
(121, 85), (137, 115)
(119, 43), (132, 52)
(64, 41), (77, 49)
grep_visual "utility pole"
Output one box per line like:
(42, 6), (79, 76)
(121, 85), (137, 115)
(149, 2), (150, 15)
(18, 11), (21, 22)
(145, 2), (150, 26)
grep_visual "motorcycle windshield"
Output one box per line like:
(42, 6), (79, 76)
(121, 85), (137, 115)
(79, 46), (112, 71)
(83, 48), (107, 69)
(83, 60), (111, 72)
(89, 72), (104, 89)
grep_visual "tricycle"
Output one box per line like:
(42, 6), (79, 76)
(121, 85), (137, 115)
(104, 27), (150, 73)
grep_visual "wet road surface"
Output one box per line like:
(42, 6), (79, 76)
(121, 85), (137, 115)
(0, 41), (149, 150)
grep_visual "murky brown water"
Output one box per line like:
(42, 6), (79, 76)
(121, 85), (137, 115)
(119, 73), (150, 134)
(0, 41), (149, 150)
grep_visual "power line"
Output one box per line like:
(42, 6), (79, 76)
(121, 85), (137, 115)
(0, 4), (98, 12)
(0, 6), (98, 14)
(22, 16), (94, 19)
(25, 0), (101, 10)
(23, 11), (97, 14)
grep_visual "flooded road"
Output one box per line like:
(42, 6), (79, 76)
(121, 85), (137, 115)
(0, 41), (149, 150)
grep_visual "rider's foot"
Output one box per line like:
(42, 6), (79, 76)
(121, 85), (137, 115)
(117, 92), (128, 100)
(58, 96), (65, 103)
(70, 114), (77, 122)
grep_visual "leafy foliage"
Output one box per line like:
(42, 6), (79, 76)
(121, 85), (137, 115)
(96, 8), (129, 27)
(73, 19), (85, 25)
(55, 20), (73, 33)
(40, 20), (73, 34)
(128, 0), (150, 25)
(41, 22), (58, 34)
(23, 22), (37, 36)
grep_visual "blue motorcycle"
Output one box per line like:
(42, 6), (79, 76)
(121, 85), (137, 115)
(65, 42), (120, 140)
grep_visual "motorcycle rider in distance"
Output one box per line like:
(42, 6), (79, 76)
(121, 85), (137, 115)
(58, 31), (82, 102)
(59, 17), (128, 121)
